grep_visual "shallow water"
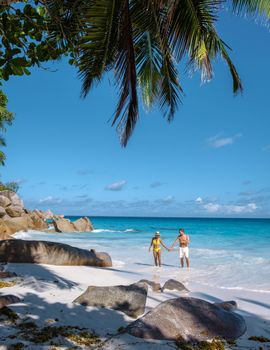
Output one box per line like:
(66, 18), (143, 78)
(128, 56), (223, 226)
(14, 217), (270, 293)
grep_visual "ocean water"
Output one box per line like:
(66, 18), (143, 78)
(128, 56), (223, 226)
(14, 217), (270, 293)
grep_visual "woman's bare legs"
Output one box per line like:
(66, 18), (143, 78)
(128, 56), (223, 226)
(157, 250), (162, 267)
(153, 251), (158, 266)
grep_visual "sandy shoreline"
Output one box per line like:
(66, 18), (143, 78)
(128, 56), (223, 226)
(0, 260), (270, 349)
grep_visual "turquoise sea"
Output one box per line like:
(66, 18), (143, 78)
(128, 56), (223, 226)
(15, 217), (270, 293)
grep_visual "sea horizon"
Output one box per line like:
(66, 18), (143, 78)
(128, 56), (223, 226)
(66, 214), (270, 220)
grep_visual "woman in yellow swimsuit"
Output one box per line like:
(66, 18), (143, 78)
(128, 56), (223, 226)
(148, 231), (169, 267)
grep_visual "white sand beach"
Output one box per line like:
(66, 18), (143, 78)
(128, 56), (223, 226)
(0, 260), (270, 349)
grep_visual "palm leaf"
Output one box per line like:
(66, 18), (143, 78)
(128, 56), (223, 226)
(231, 0), (270, 17)
(78, 0), (121, 97)
(168, 0), (220, 81)
(112, 0), (138, 147)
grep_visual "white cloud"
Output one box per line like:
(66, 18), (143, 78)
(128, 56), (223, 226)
(195, 197), (203, 203)
(203, 203), (221, 213)
(161, 195), (175, 204)
(105, 180), (127, 191)
(203, 201), (257, 214)
(39, 196), (62, 205)
(225, 203), (257, 214)
(207, 133), (242, 148)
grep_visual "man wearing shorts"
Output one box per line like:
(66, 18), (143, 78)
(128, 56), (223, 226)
(170, 228), (190, 268)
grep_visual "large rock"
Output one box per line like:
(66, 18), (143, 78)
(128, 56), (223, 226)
(0, 239), (112, 267)
(214, 300), (238, 312)
(53, 217), (93, 233)
(73, 217), (93, 232)
(0, 207), (6, 218)
(0, 232), (12, 240)
(0, 191), (24, 208)
(27, 212), (48, 230)
(0, 195), (11, 208)
(139, 279), (161, 292)
(5, 205), (24, 218)
(0, 271), (17, 278)
(0, 295), (21, 308)
(53, 218), (76, 232)
(127, 297), (246, 342)
(74, 282), (148, 318)
(3, 216), (30, 233)
(0, 220), (12, 239)
(161, 279), (189, 292)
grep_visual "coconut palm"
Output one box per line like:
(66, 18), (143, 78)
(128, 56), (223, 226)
(12, 0), (270, 145)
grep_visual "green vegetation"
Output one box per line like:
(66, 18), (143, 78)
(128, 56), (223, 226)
(8, 343), (25, 350)
(0, 280), (16, 288)
(0, 306), (18, 321)
(65, 330), (101, 346)
(19, 324), (101, 347)
(0, 90), (13, 165)
(0, 180), (19, 192)
(176, 338), (225, 350)
(1, 0), (270, 145)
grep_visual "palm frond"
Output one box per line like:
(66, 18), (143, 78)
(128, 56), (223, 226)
(136, 32), (163, 109)
(231, 0), (270, 17)
(0, 151), (6, 166)
(168, 0), (220, 81)
(204, 31), (243, 93)
(159, 52), (182, 122)
(0, 136), (6, 147)
(112, 0), (138, 147)
(78, 0), (121, 97)
(136, 0), (183, 120)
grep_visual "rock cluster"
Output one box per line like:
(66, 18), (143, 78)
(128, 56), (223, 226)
(0, 190), (94, 238)
(74, 280), (246, 343)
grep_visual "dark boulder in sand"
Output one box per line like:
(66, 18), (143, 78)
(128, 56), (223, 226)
(214, 300), (238, 312)
(0, 239), (112, 267)
(74, 282), (148, 318)
(127, 297), (246, 342)
(161, 279), (189, 292)
(0, 271), (17, 278)
(139, 279), (161, 292)
(0, 295), (21, 308)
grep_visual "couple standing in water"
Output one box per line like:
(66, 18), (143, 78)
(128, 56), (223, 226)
(148, 228), (190, 268)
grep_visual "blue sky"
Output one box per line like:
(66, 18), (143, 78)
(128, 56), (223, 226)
(1, 12), (270, 217)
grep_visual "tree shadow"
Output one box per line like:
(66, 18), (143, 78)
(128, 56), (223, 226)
(238, 297), (270, 310)
(191, 291), (223, 303)
(6, 263), (78, 291)
(98, 266), (141, 276)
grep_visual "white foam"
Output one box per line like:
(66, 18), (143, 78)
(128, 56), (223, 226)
(112, 259), (126, 268)
(12, 231), (33, 239)
(92, 228), (137, 233)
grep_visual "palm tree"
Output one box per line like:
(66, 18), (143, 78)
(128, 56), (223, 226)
(18, 0), (270, 145)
